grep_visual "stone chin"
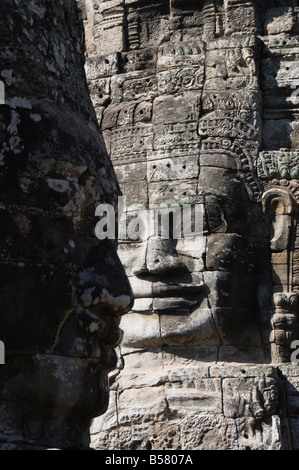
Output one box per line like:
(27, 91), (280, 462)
(53, 306), (124, 359)
(0, 353), (112, 449)
(0, 307), (125, 440)
(121, 306), (220, 349)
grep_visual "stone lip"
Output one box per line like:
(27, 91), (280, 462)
(153, 297), (199, 311)
(132, 281), (205, 298)
(132, 281), (205, 312)
(152, 281), (205, 297)
(53, 306), (124, 367)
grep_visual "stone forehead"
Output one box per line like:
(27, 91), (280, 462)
(0, 0), (121, 207)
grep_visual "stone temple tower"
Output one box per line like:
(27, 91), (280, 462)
(81, 0), (299, 450)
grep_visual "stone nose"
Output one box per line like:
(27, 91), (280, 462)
(78, 266), (134, 317)
(132, 237), (185, 275)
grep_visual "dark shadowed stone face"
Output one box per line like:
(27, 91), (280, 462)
(0, 134), (133, 359)
(0, 0), (133, 447)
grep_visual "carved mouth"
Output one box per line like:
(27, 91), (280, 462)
(78, 308), (124, 347)
(153, 297), (200, 311)
(132, 281), (205, 313)
(133, 281), (204, 298)
(55, 307), (124, 366)
(70, 341), (119, 368)
(152, 281), (205, 297)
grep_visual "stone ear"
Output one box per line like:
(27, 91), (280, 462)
(262, 188), (296, 252)
(204, 194), (227, 234)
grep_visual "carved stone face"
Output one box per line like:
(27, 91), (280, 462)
(0, 141), (133, 357)
(117, 161), (270, 358)
(0, 152), (133, 428)
(1, 168), (132, 357)
(103, 35), (271, 361)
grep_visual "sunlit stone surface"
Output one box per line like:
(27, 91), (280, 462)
(80, 1), (299, 450)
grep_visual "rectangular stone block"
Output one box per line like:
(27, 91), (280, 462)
(264, 7), (295, 35)
(153, 121), (198, 151)
(271, 251), (289, 265)
(110, 125), (153, 156)
(131, 298), (153, 313)
(210, 365), (278, 378)
(157, 65), (204, 95)
(165, 377), (222, 414)
(147, 155), (199, 183)
(157, 42), (205, 70)
(118, 386), (168, 425)
(261, 57), (299, 92)
(153, 92), (201, 125)
(119, 180), (148, 206)
(162, 346), (218, 366)
(262, 35), (299, 58)
(120, 312), (162, 348)
(128, 276), (152, 298)
(224, 1), (259, 35)
(111, 71), (158, 103)
(111, 152), (147, 166)
(121, 48), (157, 73)
(147, 145), (200, 163)
(160, 308), (220, 346)
(115, 162), (147, 184)
(271, 263), (289, 286)
(148, 180), (198, 204)
(85, 54), (120, 79)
